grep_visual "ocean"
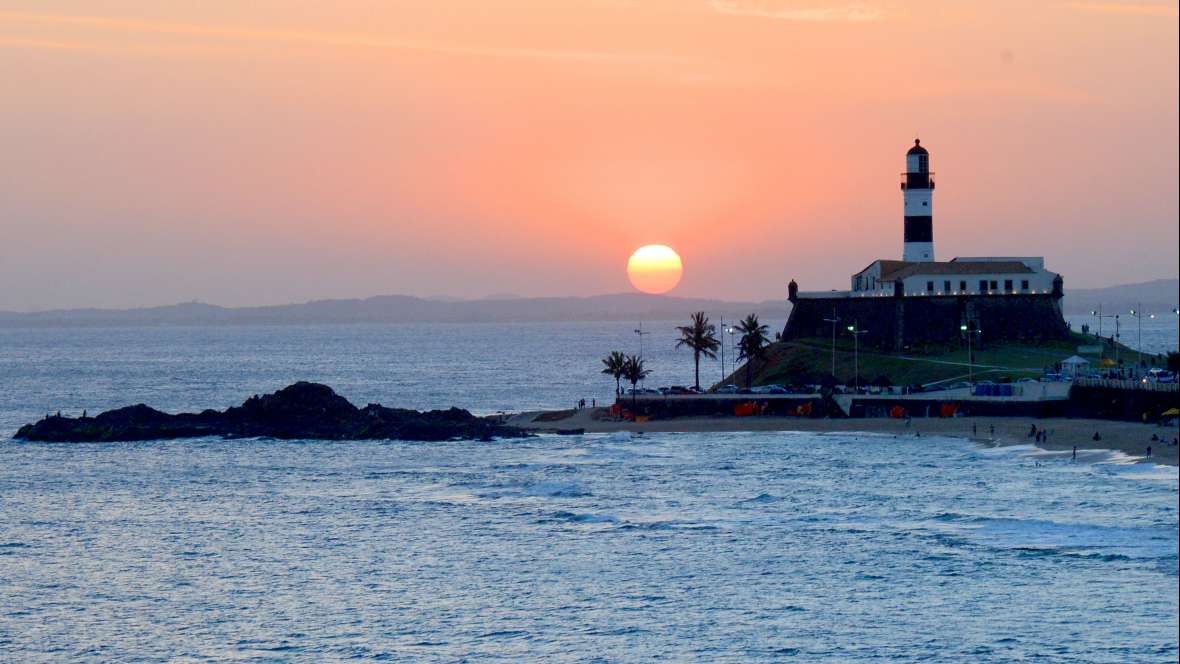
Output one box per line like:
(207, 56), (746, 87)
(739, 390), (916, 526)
(1, 320), (1177, 662)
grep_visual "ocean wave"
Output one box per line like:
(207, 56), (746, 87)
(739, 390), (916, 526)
(547, 510), (618, 524)
(522, 481), (592, 498)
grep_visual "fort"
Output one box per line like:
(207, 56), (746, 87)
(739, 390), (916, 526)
(783, 139), (1070, 350)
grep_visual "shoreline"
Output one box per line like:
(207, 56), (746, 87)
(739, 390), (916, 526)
(511, 410), (1179, 467)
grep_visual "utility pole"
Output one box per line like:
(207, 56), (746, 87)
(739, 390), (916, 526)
(633, 323), (651, 385)
(823, 307), (840, 380)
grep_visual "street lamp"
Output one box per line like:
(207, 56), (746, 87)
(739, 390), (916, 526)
(1128, 304), (1154, 369)
(823, 307), (840, 380)
(960, 322), (980, 384)
(719, 315), (725, 384)
(722, 325), (731, 377)
(1090, 306), (1120, 367)
(845, 320), (868, 391)
(633, 323), (651, 386)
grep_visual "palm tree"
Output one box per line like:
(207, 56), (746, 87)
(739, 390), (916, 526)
(621, 354), (651, 411)
(675, 311), (720, 391)
(601, 350), (627, 396)
(736, 314), (770, 388)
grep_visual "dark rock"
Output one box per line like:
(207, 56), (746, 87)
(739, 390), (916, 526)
(13, 382), (528, 443)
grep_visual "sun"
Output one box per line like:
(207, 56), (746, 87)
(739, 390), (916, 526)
(627, 245), (683, 294)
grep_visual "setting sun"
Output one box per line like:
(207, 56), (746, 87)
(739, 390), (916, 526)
(626, 245), (683, 294)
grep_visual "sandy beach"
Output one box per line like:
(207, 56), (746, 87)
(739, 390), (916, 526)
(512, 409), (1180, 467)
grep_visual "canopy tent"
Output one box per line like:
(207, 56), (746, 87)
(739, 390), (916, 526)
(1060, 355), (1091, 376)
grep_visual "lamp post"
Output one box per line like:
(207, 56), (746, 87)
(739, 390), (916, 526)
(1090, 307), (1120, 367)
(727, 326), (737, 376)
(823, 307), (840, 380)
(633, 324), (651, 385)
(719, 315), (725, 384)
(846, 320), (868, 391)
(960, 322), (980, 384)
(1128, 304), (1153, 370)
(1114, 314), (1120, 368)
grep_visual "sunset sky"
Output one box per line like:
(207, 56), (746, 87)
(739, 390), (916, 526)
(1, 1), (1177, 310)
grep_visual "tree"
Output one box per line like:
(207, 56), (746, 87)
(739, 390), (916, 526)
(675, 311), (720, 391)
(735, 314), (770, 388)
(601, 350), (627, 396)
(621, 354), (651, 411)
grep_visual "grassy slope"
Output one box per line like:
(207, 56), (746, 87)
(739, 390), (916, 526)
(721, 333), (1151, 389)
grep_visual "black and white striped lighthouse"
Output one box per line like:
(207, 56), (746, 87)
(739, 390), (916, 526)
(901, 138), (934, 262)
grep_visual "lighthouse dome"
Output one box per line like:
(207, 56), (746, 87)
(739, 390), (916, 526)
(906, 138), (928, 155)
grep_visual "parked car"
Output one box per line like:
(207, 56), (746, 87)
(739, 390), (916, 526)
(1146, 369), (1177, 383)
(716, 384), (740, 394)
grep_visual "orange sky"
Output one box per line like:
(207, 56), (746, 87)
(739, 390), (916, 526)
(1, 1), (1177, 309)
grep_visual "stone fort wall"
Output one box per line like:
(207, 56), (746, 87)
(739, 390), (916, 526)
(783, 292), (1069, 351)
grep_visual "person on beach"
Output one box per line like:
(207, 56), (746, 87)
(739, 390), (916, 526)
(973, 423), (977, 435)
(989, 424), (995, 436)
(1029, 424), (1037, 438)
(1093, 431), (1101, 441)
(1072, 446), (1077, 461)
(1146, 445), (1152, 458)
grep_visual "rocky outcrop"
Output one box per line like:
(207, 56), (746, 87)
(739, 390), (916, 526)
(14, 382), (527, 443)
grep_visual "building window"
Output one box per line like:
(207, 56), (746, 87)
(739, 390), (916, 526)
(1004, 279), (1013, 292)
(979, 280), (988, 293)
(959, 280), (967, 292)
(926, 281), (934, 292)
(1021, 280), (1029, 290)
(990, 280), (998, 290)
(943, 280), (951, 292)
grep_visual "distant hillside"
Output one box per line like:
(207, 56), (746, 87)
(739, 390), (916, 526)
(0, 294), (786, 328)
(1062, 279), (1178, 315)
(3, 278), (1172, 327)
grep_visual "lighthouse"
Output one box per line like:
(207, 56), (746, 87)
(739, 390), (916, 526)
(901, 139), (934, 262)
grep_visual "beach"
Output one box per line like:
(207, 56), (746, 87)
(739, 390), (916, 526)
(514, 409), (1180, 466)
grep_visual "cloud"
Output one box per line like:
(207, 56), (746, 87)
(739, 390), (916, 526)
(0, 36), (87, 50)
(0, 11), (691, 65)
(1062, 2), (1180, 16)
(708, 1), (881, 21)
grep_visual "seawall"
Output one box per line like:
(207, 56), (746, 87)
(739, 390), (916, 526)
(783, 293), (1069, 350)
